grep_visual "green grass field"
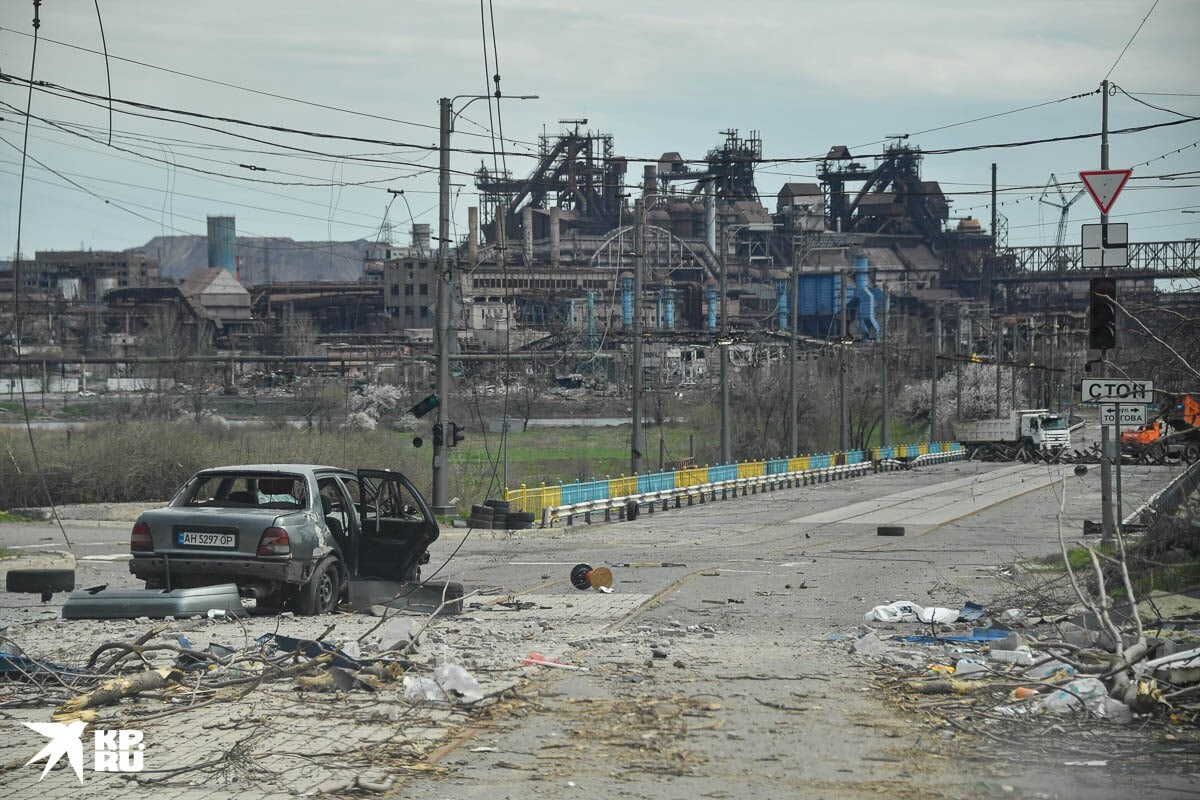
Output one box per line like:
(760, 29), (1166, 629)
(451, 422), (710, 490)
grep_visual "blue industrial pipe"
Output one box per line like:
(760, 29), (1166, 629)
(777, 278), (789, 331)
(853, 256), (880, 340)
(620, 274), (633, 327)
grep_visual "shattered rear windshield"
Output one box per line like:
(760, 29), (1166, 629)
(181, 473), (309, 510)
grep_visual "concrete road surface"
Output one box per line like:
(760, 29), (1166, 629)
(0, 458), (1194, 799)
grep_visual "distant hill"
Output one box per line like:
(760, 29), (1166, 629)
(136, 235), (370, 284)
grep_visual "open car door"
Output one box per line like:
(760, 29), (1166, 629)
(355, 470), (440, 582)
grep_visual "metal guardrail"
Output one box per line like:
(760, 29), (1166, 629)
(1131, 457), (1200, 527)
(503, 441), (966, 529)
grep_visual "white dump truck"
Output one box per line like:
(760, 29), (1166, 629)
(953, 409), (1071, 461)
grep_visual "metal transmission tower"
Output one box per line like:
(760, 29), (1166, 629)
(1039, 173), (1086, 248)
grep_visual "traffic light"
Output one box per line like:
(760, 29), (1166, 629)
(431, 422), (444, 448)
(450, 422), (465, 447)
(408, 394), (439, 418)
(1088, 277), (1117, 351)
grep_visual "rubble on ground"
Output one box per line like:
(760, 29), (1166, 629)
(845, 596), (1200, 745)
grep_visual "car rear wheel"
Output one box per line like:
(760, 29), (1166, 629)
(296, 559), (340, 616)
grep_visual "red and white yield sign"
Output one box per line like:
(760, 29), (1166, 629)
(1079, 169), (1132, 214)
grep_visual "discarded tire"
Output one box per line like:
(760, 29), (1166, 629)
(876, 525), (905, 537)
(490, 512), (508, 528)
(6, 568), (75, 595)
(506, 511), (535, 530)
(469, 504), (494, 518)
(483, 498), (511, 512)
(468, 516), (493, 529)
(625, 499), (640, 521)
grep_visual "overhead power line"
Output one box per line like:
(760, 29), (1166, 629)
(852, 90), (1101, 149)
(0, 24), (540, 148)
(1104, 0), (1160, 80)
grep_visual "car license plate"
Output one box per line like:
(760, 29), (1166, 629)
(177, 531), (237, 548)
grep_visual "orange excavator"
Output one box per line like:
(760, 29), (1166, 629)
(1120, 393), (1200, 463)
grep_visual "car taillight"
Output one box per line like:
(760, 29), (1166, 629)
(130, 521), (153, 552)
(257, 527), (290, 556)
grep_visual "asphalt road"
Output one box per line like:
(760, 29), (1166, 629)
(0, 458), (1193, 799)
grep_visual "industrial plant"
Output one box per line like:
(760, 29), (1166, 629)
(1, 125), (1197, 401)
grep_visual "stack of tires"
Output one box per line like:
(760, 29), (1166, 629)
(468, 503), (494, 529)
(486, 498), (509, 530)
(506, 510), (535, 530)
(467, 499), (536, 530)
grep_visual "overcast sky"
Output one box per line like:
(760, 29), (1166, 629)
(1, 0), (1197, 265)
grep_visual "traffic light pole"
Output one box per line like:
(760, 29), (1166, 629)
(433, 97), (452, 515)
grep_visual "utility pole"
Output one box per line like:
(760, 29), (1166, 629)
(955, 308), (963, 420)
(995, 324), (1003, 416)
(838, 269), (849, 452)
(719, 221), (731, 464)
(930, 303), (940, 441)
(430, 92), (535, 515)
(880, 288), (889, 446)
(1099, 79), (1116, 544)
(990, 163), (998, 250)
(788, 243), (800, 456)
(432, 97), (452, 514)
(631, 199), (644, 476)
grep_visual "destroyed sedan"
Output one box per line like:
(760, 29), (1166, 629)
(128, 464), (439, 615)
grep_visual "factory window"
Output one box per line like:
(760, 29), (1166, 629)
(419, 283), (428, 295)
(405, 262), (414, 270)
(419, 306), (429, 319)
(390, 285), (399, 296)
(405, 285), (413, 296)
(404, 306), (414, 316)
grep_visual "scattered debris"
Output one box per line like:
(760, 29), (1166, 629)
(863, 600), (965, 624)
(521, 652), (588, 671)
(846, 595), (1200, 741)
(569, 563), (614, 592)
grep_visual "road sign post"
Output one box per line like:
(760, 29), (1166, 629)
(1080, 376), (1151, 545)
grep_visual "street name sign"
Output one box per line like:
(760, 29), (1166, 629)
(1079, 169), (1132, 215)
(1081, 222), (1129, 268)
(1100, 404), (1147, 427)
(1081, 378), (1153, 403)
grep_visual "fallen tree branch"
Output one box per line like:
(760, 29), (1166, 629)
(56, 667), (183, 717)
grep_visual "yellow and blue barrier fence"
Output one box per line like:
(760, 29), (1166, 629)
(504, 441), (964, 524)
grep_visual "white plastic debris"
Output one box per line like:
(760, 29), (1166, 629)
(403, 676), (447, 702)
(1035, 677), (1107, 714)
(434, 662), (484, 702)
(379, 618), (422, 653)
(987, 646), (1034, 666)
(862, 601), (957, 624)
(954, 658), (988, 677)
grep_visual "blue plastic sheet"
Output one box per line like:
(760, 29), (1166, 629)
(897, 628), (1011, 644)
(0, 652), (68, 675)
